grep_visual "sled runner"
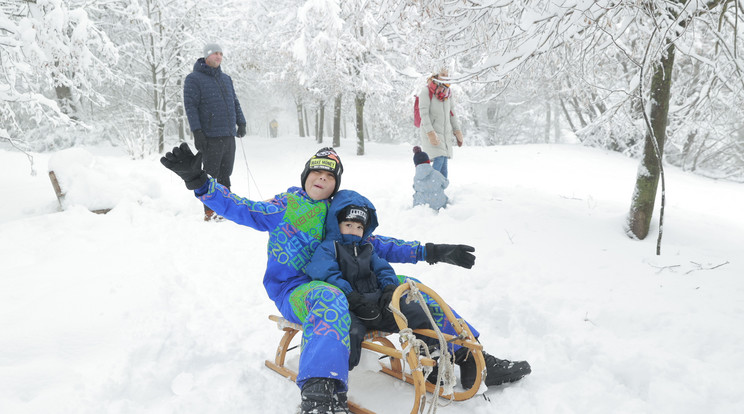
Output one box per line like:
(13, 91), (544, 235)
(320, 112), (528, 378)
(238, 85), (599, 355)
(265, 280), (485, 414)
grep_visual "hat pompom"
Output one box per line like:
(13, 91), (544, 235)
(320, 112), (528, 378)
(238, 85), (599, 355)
(413, 146), (422, 154)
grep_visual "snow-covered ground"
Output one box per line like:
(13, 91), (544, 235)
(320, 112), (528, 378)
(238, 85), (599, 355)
(2, 136), (743, 414)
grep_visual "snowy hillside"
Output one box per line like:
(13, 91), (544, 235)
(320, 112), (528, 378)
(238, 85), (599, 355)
(1, 136), (743, 414)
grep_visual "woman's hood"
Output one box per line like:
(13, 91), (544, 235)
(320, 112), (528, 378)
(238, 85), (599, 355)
(326, 190), (379, 241)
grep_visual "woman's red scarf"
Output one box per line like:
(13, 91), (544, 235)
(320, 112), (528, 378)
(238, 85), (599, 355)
(428, 80), (451, 101)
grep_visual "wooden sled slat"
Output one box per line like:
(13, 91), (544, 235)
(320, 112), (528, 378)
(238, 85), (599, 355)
(48, 170), (111, 214)
(264, 281), (485, 414)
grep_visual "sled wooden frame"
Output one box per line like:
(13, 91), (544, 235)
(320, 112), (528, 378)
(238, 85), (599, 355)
(265, 281), (485, 414)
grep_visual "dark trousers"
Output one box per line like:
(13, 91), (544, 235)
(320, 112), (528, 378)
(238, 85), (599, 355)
(348, 297), (436, 369)
(194, 135), (236, 188)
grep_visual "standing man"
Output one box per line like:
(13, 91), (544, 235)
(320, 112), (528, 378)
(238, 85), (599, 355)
(184, 42), (247, 221)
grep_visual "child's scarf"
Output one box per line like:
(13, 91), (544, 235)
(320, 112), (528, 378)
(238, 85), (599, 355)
(428, 80), (451, 101)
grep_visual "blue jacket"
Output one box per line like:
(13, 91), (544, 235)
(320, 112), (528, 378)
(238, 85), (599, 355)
(195, 181), (426, 312)
(413, 163), (449, 210)
(197, 182), (327, 311)
(184, 58), (246, 138)
(306, 190), (399, 298)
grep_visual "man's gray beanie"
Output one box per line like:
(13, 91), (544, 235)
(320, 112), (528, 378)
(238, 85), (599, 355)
(203, 43), (222, 58)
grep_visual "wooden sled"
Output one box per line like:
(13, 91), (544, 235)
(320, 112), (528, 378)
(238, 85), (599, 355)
(265, 281), (485, 414)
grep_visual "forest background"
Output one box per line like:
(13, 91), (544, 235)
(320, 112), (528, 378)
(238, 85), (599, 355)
(2, 0), (744, 237)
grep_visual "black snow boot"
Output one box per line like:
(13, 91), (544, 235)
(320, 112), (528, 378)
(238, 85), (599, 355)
(456, 348), (532, 389)
(300, 378), (349, 414)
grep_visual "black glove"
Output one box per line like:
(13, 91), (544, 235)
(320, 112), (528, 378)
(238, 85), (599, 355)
(160, 142), (209, 190)
(236, 124), (246, 138)
(346, 291), (381, 323)
(192, 129), (207, 147)
(425, 243), (476, 269)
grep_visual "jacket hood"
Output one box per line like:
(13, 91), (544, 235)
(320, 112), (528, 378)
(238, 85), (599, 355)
(326, 190), (379, 242)
(414, 163), (437, 179)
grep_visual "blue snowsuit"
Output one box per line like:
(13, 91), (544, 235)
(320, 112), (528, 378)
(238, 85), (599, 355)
(194, 180), (478, 392)
(413, 163), (449, 210)
(306, 190), (439, 368)
(194, 180), (423, 391)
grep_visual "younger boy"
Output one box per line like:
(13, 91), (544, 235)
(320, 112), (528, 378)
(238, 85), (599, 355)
(412, 146), (449, 210)
(306, 190), (438, 369)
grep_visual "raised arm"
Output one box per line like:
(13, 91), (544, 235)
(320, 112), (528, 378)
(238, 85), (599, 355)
(368, 234), (475, 269)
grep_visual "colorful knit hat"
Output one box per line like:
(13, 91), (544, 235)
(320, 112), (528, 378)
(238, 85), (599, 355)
(301, 147), (343, 196)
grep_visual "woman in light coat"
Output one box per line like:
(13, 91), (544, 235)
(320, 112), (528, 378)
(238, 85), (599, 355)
(418, 69), (463, 178)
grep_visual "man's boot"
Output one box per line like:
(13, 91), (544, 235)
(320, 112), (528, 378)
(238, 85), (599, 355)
(204, 206), (215, 222)
(456, 347), (531, 389)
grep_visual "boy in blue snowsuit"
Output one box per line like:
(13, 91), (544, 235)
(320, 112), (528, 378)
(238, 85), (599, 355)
(306, 190), (440, 370)
(161, 144), (530, 413)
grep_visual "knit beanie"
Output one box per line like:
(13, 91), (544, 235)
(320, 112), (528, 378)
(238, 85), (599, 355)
(337, 205), (369, 228)
(413, 146), (430, 165)
(301, 147), (344, 196)
(203, 43), (222, 58)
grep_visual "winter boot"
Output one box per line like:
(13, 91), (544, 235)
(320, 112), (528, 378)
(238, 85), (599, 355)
(204, 207), (216, 222)
(333, 391), (349, 413)
(300, 378), (349, 414)
(456, 347), (531, 389)
(203, 207), (225, 222)
(425, 347), (449, 385)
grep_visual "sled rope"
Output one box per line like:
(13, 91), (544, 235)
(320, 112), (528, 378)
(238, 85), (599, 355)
(238, 139), (263, 200)
(390, 279), (458, 413)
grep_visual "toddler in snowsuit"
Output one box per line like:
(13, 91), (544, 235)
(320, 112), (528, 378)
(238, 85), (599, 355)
(306, 190), (438, 369)
(412, 146), (449, 210)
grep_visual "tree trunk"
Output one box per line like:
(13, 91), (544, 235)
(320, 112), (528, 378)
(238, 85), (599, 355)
(304, 106), (310, 138)
(316, 100), (324, 143)
(176, 42), (185, 143)
(53, 59), (77, 119)
(355, 93), (365, 155)
(177, 88), (185, 142)
(553, 103), (560, 143)
(544, 102), (551, 143)
(627, 42), (676, 240)
(54, 84), (76, 118)
(559, 97), (576, 132)
(333, 94), (342, 147)
(570, 97), (588, 128)
(296, 99), (305, 137)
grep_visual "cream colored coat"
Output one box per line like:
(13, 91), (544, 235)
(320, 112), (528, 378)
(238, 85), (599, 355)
(418, 84), (461, 159)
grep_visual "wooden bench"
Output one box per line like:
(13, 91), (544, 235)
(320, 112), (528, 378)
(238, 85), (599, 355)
(265, 281), (485, 414)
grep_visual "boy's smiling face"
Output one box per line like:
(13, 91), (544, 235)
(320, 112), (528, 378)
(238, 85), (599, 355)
(338, 220), (364, 238)
(304, 170), (336, 200)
